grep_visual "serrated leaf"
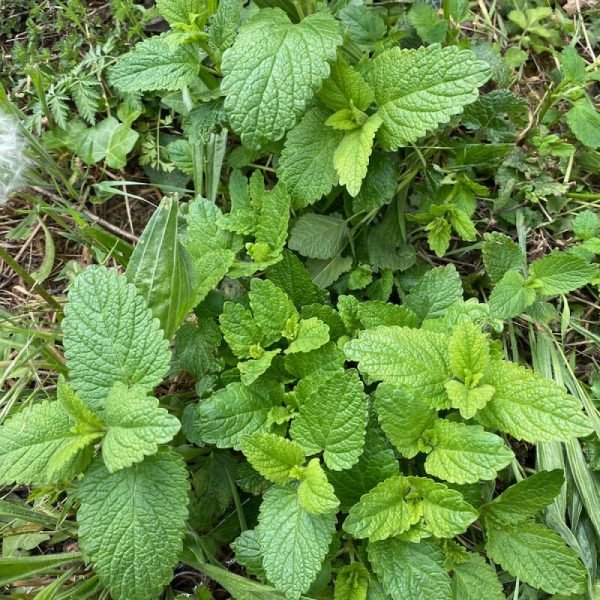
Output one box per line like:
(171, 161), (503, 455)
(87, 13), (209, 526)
(232, 529), (266, 579)
(343, 476), (422, 541)
(573, 209), (599, 240)
(334, 563), (369, 600)
(345, 326), (452, 409)
(194, 381), (284, 449)
(220, 302), (263, 359)
(257, 485), (336, 599)
(448, 321), (490, 381)
(357, 301), (419, 329)
(284, 342), (345, 379)
(297, 458), (340, 515)
(451, 553), (505, 600)
(278, 108), (343, 208)
(445, 380), (495, 420)
(77, 117), (138, 169)
(366, 45), (489, 150)
(334, 114), (382, 197)
(63, 266), (171, 409)
(374, 384), (436, 458)
(408, 3), (448, 44)
(239, 350), (279, 386)
(482, 232), (525, 283)
(352, 152), (397, 214)
(290, 370), (367, 470)
(207, 0), (243, 63)
(405, 265), (463, 320)
(318, 60), (374, 112)
(241, 433), (305, 485)
(57, 376), (104, 431)
(109, 36), (201, 93)
(481, 469), (565, 525)
(426, 217), (451, 257)
(77, 451), (189, 600)
(424, 420), (514, 484)
(339, 5), (386, 50)
(288, 214), (348, 260)
(477, 360), (593, 442)
(101, 382), (180, 473)
(267, 250), (321, 307)
(156, 0), (197, 25)
(308, 255), (354, 289)
(485, 522), (586, 596)
(368, 539), (452, 600)
(529, 251), (594, 296)
(221, 9), (341, 148)
(488, 270), (536, 319)
(286, 317), (330, 355)
(174, 321), (222, 379)
(566, 97), (600, 149)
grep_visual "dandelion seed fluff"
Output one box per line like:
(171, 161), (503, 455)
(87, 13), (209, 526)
(0, 111), (28, 205)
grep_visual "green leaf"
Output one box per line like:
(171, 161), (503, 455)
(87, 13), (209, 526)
(109, 36), (201, 93)
(101, 382), (180, 473)
(257, 485), (336, 599)
(488, 270), (536, 319)
(77, 451), (189, 600)
(126, 197), (196, 340)
(357, 301), (419, 330)
(156, 0), (198, 26)
(239, 350), (279, 385)
(334, 564), (369, 600)
(448, 321), (490, 381)
(77, 117), (138, 169)
(278, 108), (343, 208)
(284, 342), (345, 379)
(485, 522), (587, 596)
(288, 214), (348, 260)
(451, 553), (505, 600)
(318, 60), (374, 112)
(448, 208), (477, 241)
(566, 97), (600, 149)
(308, 255), (354, 289)
(481, 469), (565, 526)
(353, 152), (397, 214)
(0, 554), (82, 588)
(445, 380), (495, 420)
(424, 420), (514, 484)
(368, 539), (452, 600)
(297, 458), (340, 515)
(426, 217), (451, 257)
(267, 250), (321, 307)
(339, 5), (386, 50)
(290, 370), (368, 470)
(221, 9), (341, 148)
(345, 326), (452, 408)
(57, 376), (104, 431)
(408, 3), (448, 45)
(477, 360), (593, 442)
(173, 321), (222, 379)
(405, 265), (463, 320)
(343, 476), (422, 541)
(573, 209), (599, 240)
(219, 302), (263, 359)
(286, 317), (330, 355)
(334, 114), (382, 197)
(374, 384), (436, 458)
(63, 266), (171, 409)
(482, 232), (525, 283)
(231, 529), (266, 579)
(241, 432), (305, 484)
(366, 45), (489, 150)
(194, 381), (284, 449)
(207, 0), (243, 63)
(529, 251), (594, 295)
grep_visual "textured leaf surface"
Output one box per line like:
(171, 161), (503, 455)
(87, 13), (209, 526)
(366, 45), (489, 149)
(297, 458), (340, 514)
(451, 554), (505, 600)
(257, 485), (336, 599)
(448, 322), (489, 381)
(286, 317), (330, 355)
(445, 381), (495, 420)
(334, 563), (370, 600)
(102, 383), (180, 473)
(220, 302), (263, 359)
(249, 279), (297, 347)
(63, 266), (171, 409)
(318, 60), (374, 112)
(566, 98), (600, 149)
(156, 0), (197, 25)
(488, 270), (536, 319)
(424, 420), (514, 484)
(241, 433), (305, 484)
(345, 326), (451, 408)
(238, 350), (279, 386)
(368, 539), (452, 600)
(288, 214), (348, 260)
(290, 370), (367, 470)
(482, 232), (525, 283)
(477, 360), (593, 441)
(77, 451), (189, 600)
(405, 265), (463, 320)
(529, 251), (594, 296)
(221, 9), (341, 148)
(485, 522), (586, 596)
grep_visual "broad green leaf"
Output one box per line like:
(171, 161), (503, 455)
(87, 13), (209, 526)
(194, 381), (284, 449)
(345, 326), (452, 408)
(445, 380), (495, 420)
(339, 5), (386, 50)
(488, 270), (536, 319)
(334, 564), (369, 600)
(408, 3), (448, 45)
(267, 250), (321, 307)
(257, 485), (336, 599)
(353, 153), (397, 214)
(318, 60), (374, 112)
(357, 301), (419, 329)
(297, 458), (340, 515)
(426, 217), (451, 257)
(334, 114), (382, 196)
(249, 278), (298, 346)
(126, 197), (196, 339)
(238, 350), (279, 386)
(278, 108), (343, 208)
(57, 376), (104, 431)
(308, 255), (354, 289)
(173, 321), (222, 379)
(424, 420), (514, 484)
(207, 0), (243, 63)
(408, 476), (478, 537)
(221, 9), (342, 148)
(481, 469), (565, 525)
(405, 265), (463, 320)
(77, 117), (138, 169)
(451, 553), (505, 600)
(102, 382), (180, 473)
(288, 214), (348, 260)
(241, 432), (305, 484)
(286, 317), (330, 355)
(481, 232), (525, 283)
(374, 384), (436, 458)
(573, 209), (599, 240)
(478, 360), (593, 442)
(109, 36), (202, 92)
(220, 302), (263, 359)
(529, 251), (594, 296)
(366, 45), (489, 150)
(284, 342), (345, 380)
(156, 0), (198, 26)
(566, 97), (600, 149)
(343, 476), (422, 541)
(368, 539), (452, 600)
(290, 369), (368, 470)
(77, 451), (189, 600)
(63, 266), (171, 409)
(485, 522), (587, 596)
(231, 529), (266, 579)
(448, 321), (490, 382)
